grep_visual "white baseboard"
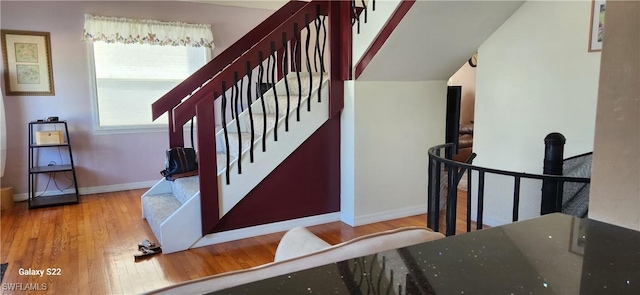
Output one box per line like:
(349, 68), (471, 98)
(353, 205), (427, 227)
(13, 180), (157, 202)
(469, 211), (510, 228)
(191, 212), (341, 248)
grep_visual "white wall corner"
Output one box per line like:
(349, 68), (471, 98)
(340, 81), (356, 226)
(351, 80), (446, 225)
(353, 205), (427, 227)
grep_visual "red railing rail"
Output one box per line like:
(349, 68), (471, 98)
(171, 2), (329, 134)
(151, 0), (308, 146)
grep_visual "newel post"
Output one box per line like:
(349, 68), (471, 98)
(541, 132), (565, 214)
(328, 0), (352, 118)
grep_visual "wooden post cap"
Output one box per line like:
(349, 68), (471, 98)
(1, 186), (15, 210)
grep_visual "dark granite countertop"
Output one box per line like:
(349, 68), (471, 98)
(211, 213), (640, 294)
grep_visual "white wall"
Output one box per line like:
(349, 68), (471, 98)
(474, 0), (601, 225)
(341, 80), (447, 226)
(0, 1), (272, 196)
(352, 0), (402, 65)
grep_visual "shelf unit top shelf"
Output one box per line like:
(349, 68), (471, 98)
(30, 164), (74, 174)
(29, 120), (67, 125)
(29, 143), (69, 148)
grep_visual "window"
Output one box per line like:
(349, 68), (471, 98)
(91, 42), (208, 129)
(82, 14), (215, 131)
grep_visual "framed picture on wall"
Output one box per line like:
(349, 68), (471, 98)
(1, 30), (55, 96)
(588, 0), (606, 52)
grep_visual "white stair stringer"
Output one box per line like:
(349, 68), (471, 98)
(141, 179), (202, 254)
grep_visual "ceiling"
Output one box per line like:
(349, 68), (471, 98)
(358, 0), (525, 81)
(189, 0), (524, 81)
(188, 0), (288, 10)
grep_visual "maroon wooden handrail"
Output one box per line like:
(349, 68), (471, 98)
(151, 0), (308, 121)
(172, 2), (329, 130)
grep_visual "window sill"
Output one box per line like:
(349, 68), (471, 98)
(93, 125), (168, 135)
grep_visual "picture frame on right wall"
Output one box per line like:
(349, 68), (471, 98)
(589, 0), (606, 52)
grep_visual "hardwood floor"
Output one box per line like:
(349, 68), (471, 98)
(0, 189), (477, 294)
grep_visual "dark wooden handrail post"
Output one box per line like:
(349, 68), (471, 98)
(168, 111), (184, 148)
(196, 95), (219, 234)
(541, 132), (565, 214)
(328, 0), (351, 118)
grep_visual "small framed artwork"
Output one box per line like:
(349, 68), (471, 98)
(588, 0), (606, 52)
(1, 30), (55, 96)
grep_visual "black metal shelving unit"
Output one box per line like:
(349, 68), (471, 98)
(28, 120), (79, 209)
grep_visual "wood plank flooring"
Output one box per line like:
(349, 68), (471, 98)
(0, 189), (477, 294)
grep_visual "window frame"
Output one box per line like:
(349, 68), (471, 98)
(87, 42), (211, 134)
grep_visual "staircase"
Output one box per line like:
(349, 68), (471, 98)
(561, 152), (593, 218)
(142, 71), (329, 253)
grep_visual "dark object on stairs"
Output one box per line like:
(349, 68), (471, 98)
(160, 147), (198, 181)
(1, 263), (7, 283)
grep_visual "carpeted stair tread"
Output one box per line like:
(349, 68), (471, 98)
(263, 95), (300, 116)
(217, 152), (236, 172)
(227, 132), (254, 157)
(171, 176), (199, 204)
(283, 73), (324, 96)
(245, 113), (278, 137)
(142, 193), (182, 241)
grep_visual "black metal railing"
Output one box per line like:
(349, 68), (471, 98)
(427, 143), (591, 236)
(214, 6), (328, 185)
(351, 0), (375, 34)
(337, 249), (434, 294)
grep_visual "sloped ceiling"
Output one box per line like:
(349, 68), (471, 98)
(357, 0), (525, 81)
(189, 0), (287, 10)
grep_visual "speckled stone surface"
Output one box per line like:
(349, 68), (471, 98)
(209, 214), (639, 294)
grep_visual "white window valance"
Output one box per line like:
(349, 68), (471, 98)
(82, 14), (215, 48)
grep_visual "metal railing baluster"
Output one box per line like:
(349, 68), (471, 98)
(446, 164), (458, 236)
(304, 14), (312, 112)
(233, 72), (242, 174)
(434, 149), (442, 232)
(466, 170), (472, 232)
(246, 61), (254, 163)
(282, 32), (290, 132)
(319, 15), (327, 103)
(257, 52), (267, 152)
(269, 42), (279, 141)
(220, 85), (230, 185)
(293, 23), (302, 122)
(427, 157), (435, 229)
(362, 0), (367, 23)
(314, 8), (321, 72)
(513, 176), (521, 222)
(477, 171), (485, 230)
